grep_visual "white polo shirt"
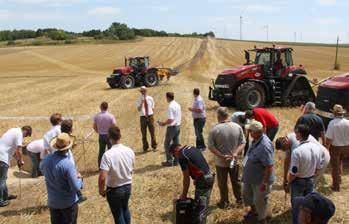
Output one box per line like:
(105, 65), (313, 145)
(43, 125), (61, 153)
(0, 128), (23, 165)
(290, 140), (322, 178)
(100, 144), (135, 188)
(26, 139), (46, 159)
(326, 117), (349, 146)
(136, 95), (155, 117)
(167, 100), (181, 126)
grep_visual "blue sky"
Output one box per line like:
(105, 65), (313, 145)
(0, 0), (348, 43)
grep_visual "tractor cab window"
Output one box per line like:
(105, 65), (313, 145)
(255, 51), (271, 74)
(285, 50), (294, 66)
(273, 51), (287, 76)
(129, 58), (138, 67)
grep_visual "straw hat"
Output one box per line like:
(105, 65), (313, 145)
(245, 120), (264, 132)
(331, 104), (346, 114)
(50, 133), (74, 151)
(139, 86), (147, 92)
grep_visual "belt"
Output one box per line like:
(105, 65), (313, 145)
(141, 115), (153, 118)
(295, 176), (314, 180)
(107, 184), (131, 190)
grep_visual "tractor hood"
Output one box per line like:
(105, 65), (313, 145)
(321, 73), (349, 90)
(220, 64), (261, 76)
(113, 66), (133, 74)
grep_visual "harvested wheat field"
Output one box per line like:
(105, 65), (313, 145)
(0, 37), (349, 224)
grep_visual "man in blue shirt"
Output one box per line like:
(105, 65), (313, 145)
(242, 120), (275, 224)
(41, 133), (83, 224)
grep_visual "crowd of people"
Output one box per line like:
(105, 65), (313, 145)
(0, 85), (347, 224)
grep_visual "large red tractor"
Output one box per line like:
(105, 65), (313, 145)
(209, 46), (315, 110)
(107, 56), (179, 89)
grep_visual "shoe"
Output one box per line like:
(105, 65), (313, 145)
(143, 149), (149, 153)
(198, 148), (207, 151)
(152, 148), (157, 152)
(77, 196), (87, 204)
(217, 201), (229, 209)
(0, 200), (10, 207)
(161, 161), (174, 167)
(7, 195), (17, 200)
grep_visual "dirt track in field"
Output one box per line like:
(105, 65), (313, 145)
(0, 37), (349, 224)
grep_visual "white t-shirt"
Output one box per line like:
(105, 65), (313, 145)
(26, 139), (46, 159)
(326, 117), (349, 146)
(136, 95), (155, 117)
(167, 100), (181, 126)
(100, 144), (135, 188)
(290, 141), (322, 178)
(0, 128), (23, 165)
(192, 96), (206, 119)
(43, 125), (61, 152)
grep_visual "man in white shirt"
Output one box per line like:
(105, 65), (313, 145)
(325, 104), (349, 192)
(188, 88), (206, 150)
(99, 126), (135, 224)
(288, 124), (323, 224)
(136, 86), (157, 152)
(159, 92), (182, 167)
(0, 126), (32, 207)
(26, 139), (45, 178)
(43, 113), (63, 155)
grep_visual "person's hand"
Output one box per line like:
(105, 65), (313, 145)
(259, 183), (267, 193)
(283, 181), (290, 193)
(99, 189), (106, 197)
(179, 194), (187, 200)
(223, 154), (232, 161)
(17, 160), (24, 169)
(188, 107), (193, 112)
(77, 172), (82, 179)
(232, 152), (238, 160)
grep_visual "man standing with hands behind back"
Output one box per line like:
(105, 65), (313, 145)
(136, 86), (157, 152)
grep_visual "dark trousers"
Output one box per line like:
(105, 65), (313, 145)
(0, 161), (9, 205)
(266, 125), (279, 141)
(291, 177), (315, 224)
(98, 134), (112, 167)
(50, 203), (78, 224)
(164, 126), (180, 163)
(140, 115), (157, 151)
(28, 151), (41, 178)
(216, 165), (242, 204)
(194, 118), (206, 150)
(195, 174), (215, 224)
(106, 184), (131, 224)
(330, 145), (349, 191)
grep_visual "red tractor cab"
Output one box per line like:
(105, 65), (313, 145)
(316, 73), (349, 127)
(209, 46), (315, 110)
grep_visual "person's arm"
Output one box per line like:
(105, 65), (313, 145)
(283, 151), (291, 192)
(180, 169), (190, 200)
(325, 138), (332, 150)
(137, 97), (143, 112)
(14, 146), (24, 168)
(233, 127), (247, 158)
(93, 122), (98, 133)
(320, 132), (326, 145)
(287, 152), (299, 184)
(260, 165), (273, 192)
(67, 164), (83, 192)
(98, 170), (108, 197)
(160, 107), (174, 126)
(288, 172), (297, 184)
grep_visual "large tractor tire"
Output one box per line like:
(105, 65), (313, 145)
(283, 76), (315, 107)
(144, 72), (159, 87)
(119, 75), (135, 89)
(235, 81), (266, 110)
(109, 83), (117, 89)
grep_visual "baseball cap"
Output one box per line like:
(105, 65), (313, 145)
(245, 120), (263, 132)
(293, 192), (335, 222)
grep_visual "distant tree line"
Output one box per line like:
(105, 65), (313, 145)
(0, 22), (215, 42)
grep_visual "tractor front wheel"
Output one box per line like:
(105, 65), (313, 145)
(144, 72), (159, 87)
(120, 75), (135, 89)
(235, 82), (266, 110)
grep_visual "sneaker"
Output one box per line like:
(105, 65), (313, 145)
(7, 195), (17, 200)
(162, 161), (174, 167)
(0, 200), (10, 207)
(77, 196), (87, 204)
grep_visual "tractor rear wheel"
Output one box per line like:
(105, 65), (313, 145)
(235, 82), (266, 110)
(144, 72), (159, 87)
(120, 75), (135, 89)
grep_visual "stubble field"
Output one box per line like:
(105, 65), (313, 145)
(0, 37), (349, 224)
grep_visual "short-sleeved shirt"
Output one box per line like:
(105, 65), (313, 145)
(289, 141), (322, 178)
(43, 125), (61, 152)
(192, 96), (206, 119)
(93, 111), (116, 135)
(178, 146), (210, 180)
(0, 128), (23, 165)
(208, 121), (246, 167)
(253, 108), (279, 129)
(26, 139), (46, 159)
(242, 134), (275, 185)
(136, 95), (155, 117)
(167, 100), (181, 126)
(325, 117), (349, 146)
(100, 144), (135, 188)
(295, 113), (325, 140)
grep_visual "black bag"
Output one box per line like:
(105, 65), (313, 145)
(175, 198), (198, 224)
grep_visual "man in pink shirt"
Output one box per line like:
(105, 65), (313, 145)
(93, 102), (116, 167)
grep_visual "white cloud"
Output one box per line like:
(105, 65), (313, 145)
(148, 5), (169, 12)
(314, 17), (339, 25)
(88, 7), (120, 16)
(0, 0), (82, 7)
(232, 3), (281, 13)
(317, 0), (336, 6)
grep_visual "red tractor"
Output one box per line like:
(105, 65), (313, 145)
(106, 56), (179, 89)
(209, 46), (315, 110)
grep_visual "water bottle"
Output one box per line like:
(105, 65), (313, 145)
(230, 158), (236, 169)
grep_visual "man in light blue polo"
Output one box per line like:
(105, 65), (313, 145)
(188, 88), (206, 150)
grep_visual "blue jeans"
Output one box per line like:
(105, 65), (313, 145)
(194, 118), (206, 150)
(98, 134), (112, 167)
(164, 126), (180, 163)
(28, 151), (40, 177)
(266, 125), (279, 141)
(0, 161), (9, 204)
(106, 184), (131, 224)
(291, 177), (315, 224)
